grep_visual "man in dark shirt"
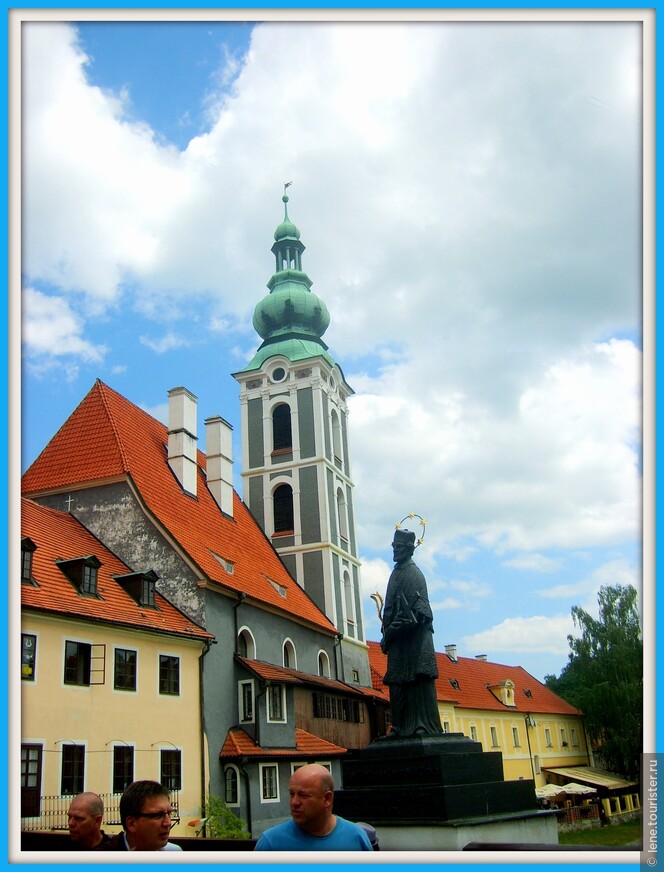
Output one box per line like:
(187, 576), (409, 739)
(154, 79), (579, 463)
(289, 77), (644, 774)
(67, 792), (110, 849)
(381, 528), (443, 738)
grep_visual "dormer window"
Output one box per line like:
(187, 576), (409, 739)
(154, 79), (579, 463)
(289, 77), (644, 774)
(488, 679), (516, 707)
(21, 537), (37, 585)
(114, 570), (159, 608)
(56, 555), (101, 597)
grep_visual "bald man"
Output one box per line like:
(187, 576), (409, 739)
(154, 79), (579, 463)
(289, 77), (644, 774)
(67, 792), (110, 849)
(254, 764), (373, 851)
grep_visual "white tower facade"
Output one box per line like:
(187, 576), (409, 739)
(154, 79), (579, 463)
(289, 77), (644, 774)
(233, 193), (370, 686)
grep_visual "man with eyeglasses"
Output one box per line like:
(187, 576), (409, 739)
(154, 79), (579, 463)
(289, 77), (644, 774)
(101, 780), (183, 851)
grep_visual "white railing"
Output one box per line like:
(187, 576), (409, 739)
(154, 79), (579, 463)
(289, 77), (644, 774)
(21, 792), (180, 831)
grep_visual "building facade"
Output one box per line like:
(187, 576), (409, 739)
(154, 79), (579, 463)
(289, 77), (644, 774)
(20, 498), (213, 836)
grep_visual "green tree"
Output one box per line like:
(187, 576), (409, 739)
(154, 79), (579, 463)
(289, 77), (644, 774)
(545, 584), (642, 780)
(199, 794), (251, 840)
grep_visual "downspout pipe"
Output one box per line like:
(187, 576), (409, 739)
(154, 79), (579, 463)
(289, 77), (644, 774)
(199, 638), (216, 834)
(334, 632), (344, 682)
(524, 713), (537, 782)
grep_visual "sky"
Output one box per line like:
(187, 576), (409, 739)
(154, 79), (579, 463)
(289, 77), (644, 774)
(18, 13), (647, 684)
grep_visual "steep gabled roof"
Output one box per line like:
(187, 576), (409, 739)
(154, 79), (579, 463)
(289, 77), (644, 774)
(22, 380), (337, 635)
(21, 498), (212, 641)
(220, 727), (347, 759)
(367, 641), (582, 716)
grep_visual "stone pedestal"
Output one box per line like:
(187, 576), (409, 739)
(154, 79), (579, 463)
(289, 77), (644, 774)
(334, 733), (557, 850)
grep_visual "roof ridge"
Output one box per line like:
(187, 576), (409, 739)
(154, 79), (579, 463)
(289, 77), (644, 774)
(95, 379), (131, 472)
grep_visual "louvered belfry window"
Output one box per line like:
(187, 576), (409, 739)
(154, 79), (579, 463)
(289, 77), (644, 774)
(272, 404), (292, 452)
(273, 484), (294, 533)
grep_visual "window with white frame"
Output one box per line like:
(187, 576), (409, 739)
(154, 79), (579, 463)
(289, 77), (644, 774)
(237, 628), (256, 660)
(267, 684), (286, 722)
(560, 728), (568, 747)
(512, 726), (521, 747)
(239, 680), (254, 723)
(317, 651), (330, 677)
(443, 720), (451, 733)
(545, 727), (552, 747)
(260, 763), (279, 802)
(343, 571), (355, 637)
(470, 725), (478, 742)
(490, 725), (499, 747)
(534, 755), (541, 775)
(224, 766), (239, 806)
(283, 639), (296, 670)
(571, 727), (579, 747)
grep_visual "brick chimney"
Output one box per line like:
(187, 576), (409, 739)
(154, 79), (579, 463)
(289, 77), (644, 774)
(167, 387), (198, 496)
(205, 415), (234, 518)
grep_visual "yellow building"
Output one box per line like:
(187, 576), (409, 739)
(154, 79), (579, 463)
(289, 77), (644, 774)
(20, 498), (213, 837)
(368, 641), (591, 788)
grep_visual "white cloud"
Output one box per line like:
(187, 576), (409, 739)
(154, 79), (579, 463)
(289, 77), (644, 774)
(462, 614), (575, 656)
(22, 288), (106, 364)
(503, 554), (561, 573)
(139, 333), (191, 354)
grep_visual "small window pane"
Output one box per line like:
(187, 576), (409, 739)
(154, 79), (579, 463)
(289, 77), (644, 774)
(114, 649), (137, 691)
(64, 641), (91, 686)
(159, 655), (180, 695)
(160, 749), (181, 790)
(22, 634), (37, 681)
(61, 745), (85, 795)
(113, 746), (134, 793)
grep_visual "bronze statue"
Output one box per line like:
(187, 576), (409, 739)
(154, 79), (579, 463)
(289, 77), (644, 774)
(380, 528), (443, 738)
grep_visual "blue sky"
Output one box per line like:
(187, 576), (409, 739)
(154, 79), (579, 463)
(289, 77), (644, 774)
(18, 14), (647, 684)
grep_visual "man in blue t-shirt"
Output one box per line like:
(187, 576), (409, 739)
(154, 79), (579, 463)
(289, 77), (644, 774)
(254, 763), (373, 851)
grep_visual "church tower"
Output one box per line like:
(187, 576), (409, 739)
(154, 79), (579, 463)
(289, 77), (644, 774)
(233, 191), (369, 685)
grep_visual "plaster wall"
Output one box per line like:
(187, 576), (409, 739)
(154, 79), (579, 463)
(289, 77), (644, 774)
(21, 611), (206, 835)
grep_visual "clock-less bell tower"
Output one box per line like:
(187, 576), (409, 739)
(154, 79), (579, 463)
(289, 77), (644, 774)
(233, 191), (369, 685)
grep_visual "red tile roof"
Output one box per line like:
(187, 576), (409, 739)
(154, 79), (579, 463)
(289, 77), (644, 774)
(21, 498), (213, 641)
(235, 657), (389, 703)
(236, 656), (365, 696)
(22, 380), (337, 635)
(367, 641), (582, 716)
(220, 727), (347, 759)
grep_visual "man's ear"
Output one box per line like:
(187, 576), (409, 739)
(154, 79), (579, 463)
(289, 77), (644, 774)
(125, 815), (138, 833)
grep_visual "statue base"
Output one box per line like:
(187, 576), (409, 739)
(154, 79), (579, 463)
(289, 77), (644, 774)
(334, 733), (556, 849)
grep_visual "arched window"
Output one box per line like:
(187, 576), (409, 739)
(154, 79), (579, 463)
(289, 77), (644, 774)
(274, 484), (294, 534)
(283, 639), (296, 670)
(224, 766), (239, 806)
(336, 487), (348, 547)
(343, 571), (356, 638)
(318, 651), (330, 678)
(331, 409), (343, 465)
(237, 628), (256, 660)
(272, 404), (293, 452)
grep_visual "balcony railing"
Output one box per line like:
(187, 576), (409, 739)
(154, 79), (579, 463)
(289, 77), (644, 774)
(21, 792), (180, 831)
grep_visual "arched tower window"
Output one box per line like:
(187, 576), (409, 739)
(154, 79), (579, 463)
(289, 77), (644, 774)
(272, 404), (293, 453)
(273, 484), (294, 534)
(336, 487), (349, 548)
(331, 409), (343, 467)
(343, 571), (356, 639)
(318, 651), (330, 678)
(283, 639), (296, 669)
(237, 628), (256, 660)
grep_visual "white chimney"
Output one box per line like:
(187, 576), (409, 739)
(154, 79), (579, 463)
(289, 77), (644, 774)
(445, 644), (457, 661)
(167, 387), (198, 496)
(475, 654), (488, 661)
(205, 415), (234, 518)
